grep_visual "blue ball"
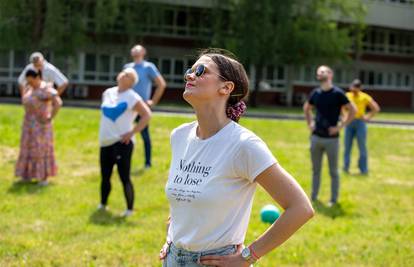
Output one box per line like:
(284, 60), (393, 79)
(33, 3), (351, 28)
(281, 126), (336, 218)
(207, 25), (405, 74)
(260, 204), (280, 224)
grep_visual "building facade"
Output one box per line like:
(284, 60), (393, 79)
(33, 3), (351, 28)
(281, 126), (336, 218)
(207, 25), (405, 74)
(0, 0), (413, 109)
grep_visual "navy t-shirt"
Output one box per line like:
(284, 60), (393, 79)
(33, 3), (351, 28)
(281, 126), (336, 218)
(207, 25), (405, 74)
(308, 86), (349, 138)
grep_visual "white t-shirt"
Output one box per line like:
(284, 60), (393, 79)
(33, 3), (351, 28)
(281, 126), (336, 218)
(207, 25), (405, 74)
(99, 87), (142, 147)
(18, 61), (68, 87)
(166, 121), (277, 252)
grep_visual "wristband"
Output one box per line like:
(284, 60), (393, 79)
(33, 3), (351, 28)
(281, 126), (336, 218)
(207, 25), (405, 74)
(249, 246), (260, 261)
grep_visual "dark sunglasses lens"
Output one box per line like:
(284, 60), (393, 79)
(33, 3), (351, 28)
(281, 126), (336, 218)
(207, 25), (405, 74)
(195, 65), (205, 77)
(184, 68), (192, 81)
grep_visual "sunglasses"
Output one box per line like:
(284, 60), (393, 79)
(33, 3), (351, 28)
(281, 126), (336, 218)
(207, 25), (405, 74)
(184, 64), (227, 82)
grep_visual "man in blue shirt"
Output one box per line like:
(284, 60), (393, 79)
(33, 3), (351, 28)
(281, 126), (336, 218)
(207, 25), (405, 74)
(124, 45), (166, 168)
(303, 65), (356, 206)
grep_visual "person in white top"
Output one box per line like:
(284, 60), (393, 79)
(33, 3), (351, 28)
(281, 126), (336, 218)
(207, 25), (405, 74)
(159, 49), (314, 266)
(98, 68), (151, 217)
(18, 52), (69, 97)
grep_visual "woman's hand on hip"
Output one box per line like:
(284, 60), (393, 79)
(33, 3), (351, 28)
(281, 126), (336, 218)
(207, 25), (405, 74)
(120, 131), (134, 144)
(199, 244), (251, 267)
(159, 242), (170, 260)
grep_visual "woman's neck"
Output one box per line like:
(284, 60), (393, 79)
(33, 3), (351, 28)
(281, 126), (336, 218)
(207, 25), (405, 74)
(352, 90), (360, 96)
(118, 85), (129, 92)
(194, 104), (230, 140)
(31, 80), (42, 89)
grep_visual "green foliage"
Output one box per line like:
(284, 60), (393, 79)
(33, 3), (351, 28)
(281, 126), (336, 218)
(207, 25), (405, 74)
(0, 0), (164, 54)
(95, 0), (120, 33)
(0, 1), (36, 50)
(212, 0), (366, 66)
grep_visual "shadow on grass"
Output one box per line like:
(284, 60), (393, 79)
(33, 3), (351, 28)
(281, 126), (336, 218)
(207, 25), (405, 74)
(312, 200), (346, 219)
(343, 171), (369, 179)
(7, 180), (50, 195)
(131, 168), (145, 177)
(89, 209), (136, 226)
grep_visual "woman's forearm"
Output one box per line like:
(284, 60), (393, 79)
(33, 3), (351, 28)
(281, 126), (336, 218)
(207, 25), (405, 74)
(249, 203), (314, 259)
(51, 97), (62, 119)
(132, 114), (150, 133)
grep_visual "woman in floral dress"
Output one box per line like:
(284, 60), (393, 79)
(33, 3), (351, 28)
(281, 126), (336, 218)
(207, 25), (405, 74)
(15, 69), (62, 185)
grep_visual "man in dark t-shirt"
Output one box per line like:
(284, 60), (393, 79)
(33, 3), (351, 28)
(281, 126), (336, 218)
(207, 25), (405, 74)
(303, 65), (356, 206)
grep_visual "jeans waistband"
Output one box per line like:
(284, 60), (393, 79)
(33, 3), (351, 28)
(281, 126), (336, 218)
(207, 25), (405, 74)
(169, 242), (237, 258)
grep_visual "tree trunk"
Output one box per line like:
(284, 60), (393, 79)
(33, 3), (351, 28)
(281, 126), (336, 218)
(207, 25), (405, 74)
(353, 27), (363, 79)
(250, 63), (263, 107)
(285, 64), (294, 107)
(32, 0), (46, 47)
(411, 86), (414, 111)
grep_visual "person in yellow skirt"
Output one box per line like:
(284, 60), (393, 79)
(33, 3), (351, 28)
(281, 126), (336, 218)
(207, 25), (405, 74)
(344, 79), (380, 174)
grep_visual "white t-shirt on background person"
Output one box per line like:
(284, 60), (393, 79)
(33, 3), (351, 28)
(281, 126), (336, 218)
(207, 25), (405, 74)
(166, 120), (277, 252)
(99, 87), (142, 147)
(18, 61), (68, 87)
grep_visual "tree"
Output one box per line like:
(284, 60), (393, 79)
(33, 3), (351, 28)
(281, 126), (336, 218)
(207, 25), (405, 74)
(0, 0), (163, 54)
(212, 0), (366, 107)
(0, 1), (90, 54)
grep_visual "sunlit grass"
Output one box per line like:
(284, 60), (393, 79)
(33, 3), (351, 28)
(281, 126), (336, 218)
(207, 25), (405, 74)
(0, 104), (413, 266)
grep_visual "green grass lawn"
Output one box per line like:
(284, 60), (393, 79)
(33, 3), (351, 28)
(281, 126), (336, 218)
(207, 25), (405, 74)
(158, 102), (414, 122)
(0, 103), (413, 267)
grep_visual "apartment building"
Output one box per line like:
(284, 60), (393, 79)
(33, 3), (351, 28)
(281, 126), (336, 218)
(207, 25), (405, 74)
(0, 0), (413, 109)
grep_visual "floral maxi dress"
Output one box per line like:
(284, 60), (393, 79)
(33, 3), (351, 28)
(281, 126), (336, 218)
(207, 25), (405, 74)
(15, 83), (58, 180)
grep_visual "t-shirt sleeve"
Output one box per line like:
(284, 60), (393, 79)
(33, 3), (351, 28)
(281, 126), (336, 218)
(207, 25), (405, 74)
(123, 63), (132, 70)
(101, 89), (109, 102)
(18, 65), (30, 85)
(338, 90), (350, 106)
(170, 128), (178, 147)
(365, 94), (373, 105)
(49, 64), (68, 86)
(130, 91), (143, 109)
(148, 63), (161, 80)
(234, 135), (278, 182)
(308, 89), (317, 105)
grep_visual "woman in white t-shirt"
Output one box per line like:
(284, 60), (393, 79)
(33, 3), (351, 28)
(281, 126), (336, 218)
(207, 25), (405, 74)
(98, 68), (151, 217)
(159, 49), (314, 266)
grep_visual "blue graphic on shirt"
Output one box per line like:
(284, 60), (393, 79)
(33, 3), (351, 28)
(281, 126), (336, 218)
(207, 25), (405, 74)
(102, 102), (127, 122)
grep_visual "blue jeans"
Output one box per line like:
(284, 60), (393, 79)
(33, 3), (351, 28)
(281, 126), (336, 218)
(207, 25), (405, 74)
(163, 243), (238, 267)
(140, 126), (151, 167)
(344, 119), (368, 173)
(135, 116), (151, 167)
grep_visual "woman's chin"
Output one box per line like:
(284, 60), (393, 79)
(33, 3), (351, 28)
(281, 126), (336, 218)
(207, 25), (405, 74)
(183, 89), (194, 100)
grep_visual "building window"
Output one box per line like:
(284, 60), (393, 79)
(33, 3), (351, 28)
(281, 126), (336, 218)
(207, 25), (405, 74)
(304, 66), (313, 82)
(85, 54), (96, 80)
(368, 71), (375, 85)
(98, 55), (110, 81)
(161, 59), (171, 74)
(14, 51), (27, 69)
(83, 53), (126, 83)
(114, 56), (125, 74)
(404, 74), (411, 87)
(357, 69), (411, 90)
(396, 72), (402, 87)
(260, 65), (286, 91)
(383, 0), (414, 5)
(0, 51), (9, 77)
(154, 57), (196, 88)
(174, 60), (184, 84)
(363, 28), (414, 55)
(376, 72), (383, 85)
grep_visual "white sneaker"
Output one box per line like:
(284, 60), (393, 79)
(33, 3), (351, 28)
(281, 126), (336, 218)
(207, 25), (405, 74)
(121, 209), (133, 217)
(38, 180), (49, 186)
(97, 204), (108, 211)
